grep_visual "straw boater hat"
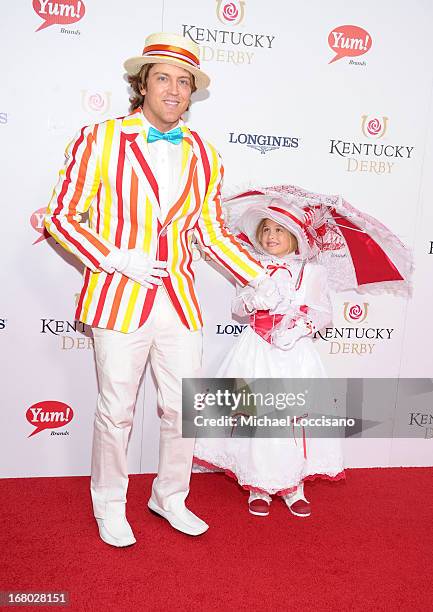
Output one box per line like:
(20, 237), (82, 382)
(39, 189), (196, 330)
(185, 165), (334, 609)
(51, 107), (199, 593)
(124, 32), (210, 90)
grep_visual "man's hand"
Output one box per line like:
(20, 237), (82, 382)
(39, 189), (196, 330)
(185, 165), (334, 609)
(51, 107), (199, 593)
(101, 249), (168, 289)
(247, 275), (281, 311)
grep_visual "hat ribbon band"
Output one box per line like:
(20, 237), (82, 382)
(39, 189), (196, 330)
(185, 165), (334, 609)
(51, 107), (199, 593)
(142, 44), (200, 68)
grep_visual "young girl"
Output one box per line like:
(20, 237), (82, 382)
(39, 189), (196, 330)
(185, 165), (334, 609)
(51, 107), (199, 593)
(194, 186), (411, 517)
(194, 195), (344, 517)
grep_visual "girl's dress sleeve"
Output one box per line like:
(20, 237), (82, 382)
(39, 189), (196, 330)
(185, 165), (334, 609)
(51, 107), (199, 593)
(271, 263), (332, 349)
(292, 263), (333, 334)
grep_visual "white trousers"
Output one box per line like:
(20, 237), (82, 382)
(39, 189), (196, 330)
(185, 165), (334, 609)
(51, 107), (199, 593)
(90, 288), (203, 518)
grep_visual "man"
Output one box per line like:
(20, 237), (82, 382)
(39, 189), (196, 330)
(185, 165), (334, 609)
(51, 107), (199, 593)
(45, 32), (274, 547)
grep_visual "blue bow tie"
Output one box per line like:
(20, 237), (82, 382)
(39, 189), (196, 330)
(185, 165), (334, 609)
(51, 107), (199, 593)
(147, 126), (183, 145)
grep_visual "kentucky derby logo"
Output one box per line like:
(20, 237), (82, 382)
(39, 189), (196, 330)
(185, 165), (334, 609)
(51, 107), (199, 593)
(315, 301), (394, 356)
(328, 25), (372, 65)
(343, 302), (369, 324)
(329, 115), (414, 175)
(33, 0), (85, 32)
(31, 207), (51, 245)
(81, 91), (111, 114)
(216, 0), (245, 25)
(361, 115), (389, 139)
(40, 317), (93, 350)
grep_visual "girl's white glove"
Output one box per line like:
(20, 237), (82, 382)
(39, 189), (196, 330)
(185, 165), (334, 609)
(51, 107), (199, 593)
(271, 323), (309, 350)
(247, 276), (282, 311)
(100, 249), (168, 289)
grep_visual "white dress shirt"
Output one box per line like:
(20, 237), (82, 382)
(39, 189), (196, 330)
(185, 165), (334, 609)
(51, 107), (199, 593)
(140, 114), (183, 220)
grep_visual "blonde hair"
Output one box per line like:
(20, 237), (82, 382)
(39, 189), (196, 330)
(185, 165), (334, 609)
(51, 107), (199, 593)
(256, 218), (298, 254)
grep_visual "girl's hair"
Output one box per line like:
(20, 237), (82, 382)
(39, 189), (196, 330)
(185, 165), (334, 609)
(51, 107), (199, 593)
(255, 218), (267, 244)
(255, 218), (298, 252)
(127, 63), (197, 112)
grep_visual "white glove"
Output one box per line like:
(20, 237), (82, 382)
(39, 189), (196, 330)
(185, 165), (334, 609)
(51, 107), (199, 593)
(269, 298), (299, 317)
(271, 323), (308, 351)
(101, 249), (168, 289)
(247, 275), (281, 311)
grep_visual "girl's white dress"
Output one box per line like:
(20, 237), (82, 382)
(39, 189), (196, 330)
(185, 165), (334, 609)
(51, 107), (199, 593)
(194, 253), (344, 495)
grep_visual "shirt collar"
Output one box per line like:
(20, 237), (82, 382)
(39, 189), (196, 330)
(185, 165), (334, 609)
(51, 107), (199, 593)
(140, 108), (184, 134)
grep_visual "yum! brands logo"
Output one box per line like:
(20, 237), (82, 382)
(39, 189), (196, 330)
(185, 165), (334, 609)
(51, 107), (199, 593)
(216, 1), (245, 26)
(315, 301), (395, 357)
(26, 401), (74, 437)
(33, 0), (85, 32)
(31, 207), (51, 245)
(328, 25), (372, 66)
(329, 115), (415, 176)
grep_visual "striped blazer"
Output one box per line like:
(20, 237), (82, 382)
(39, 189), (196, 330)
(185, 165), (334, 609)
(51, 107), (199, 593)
(45, 109), (262, 333)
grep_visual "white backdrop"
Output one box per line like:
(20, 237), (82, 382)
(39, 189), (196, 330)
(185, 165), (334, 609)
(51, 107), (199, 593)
(1, 0), (432, 478)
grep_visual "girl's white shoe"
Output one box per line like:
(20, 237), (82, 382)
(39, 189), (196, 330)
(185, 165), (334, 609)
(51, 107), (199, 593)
(283, 483), (311, 517)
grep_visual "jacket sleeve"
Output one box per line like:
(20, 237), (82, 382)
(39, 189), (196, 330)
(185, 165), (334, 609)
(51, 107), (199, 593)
(194, 146), (263, 286)
(44, 124), (115, 272)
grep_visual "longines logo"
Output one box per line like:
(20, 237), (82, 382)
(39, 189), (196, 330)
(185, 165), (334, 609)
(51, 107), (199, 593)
(408, 412), (433, 439)
(182, 0), (276, 66)
(328, 25), (372, 65)
(81, 91), (111, 114)
(216, 1), (245, 26)
(0, 319), (6, 330)
(216, 323), (248, 337)
(229, 132), (300, 155)
(41, 318), (93, 350)
(33, 0), (85, 33)
(329, 115), (415, 175)
(315, 302), (394, 356)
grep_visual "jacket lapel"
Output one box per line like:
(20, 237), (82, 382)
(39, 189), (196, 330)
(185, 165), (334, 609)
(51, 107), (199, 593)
(161, 126), (198, 228)
(121, 110), (161, 217)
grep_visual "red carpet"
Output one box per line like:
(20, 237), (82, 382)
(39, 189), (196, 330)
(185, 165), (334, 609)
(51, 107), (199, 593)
(1, 468), (432, 611)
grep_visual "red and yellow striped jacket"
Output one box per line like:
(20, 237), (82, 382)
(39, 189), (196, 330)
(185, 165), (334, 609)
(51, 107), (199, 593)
(45, 109), (262, 332)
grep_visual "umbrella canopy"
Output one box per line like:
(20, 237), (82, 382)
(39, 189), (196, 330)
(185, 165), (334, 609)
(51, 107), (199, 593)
(223, 185), (412, 296)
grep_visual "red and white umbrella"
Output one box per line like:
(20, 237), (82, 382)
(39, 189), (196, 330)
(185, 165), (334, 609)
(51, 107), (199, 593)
(223, 185), (412, 296)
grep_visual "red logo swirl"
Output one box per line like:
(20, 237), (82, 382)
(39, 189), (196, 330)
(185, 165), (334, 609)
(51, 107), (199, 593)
(348, 304), (363, 320)
(367, 118), (382, 136)
(222, 2), (239, 21)
(88, 93), (105, 111)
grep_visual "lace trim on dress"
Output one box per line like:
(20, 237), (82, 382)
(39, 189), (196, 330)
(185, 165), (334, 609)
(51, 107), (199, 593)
(193, 456), (345, 497)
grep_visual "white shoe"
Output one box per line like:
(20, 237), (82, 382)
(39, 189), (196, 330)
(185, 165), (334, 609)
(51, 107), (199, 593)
(96, 516), (136, 547)
(148, 498), (209, 536)
(283, 482), (311, 517)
